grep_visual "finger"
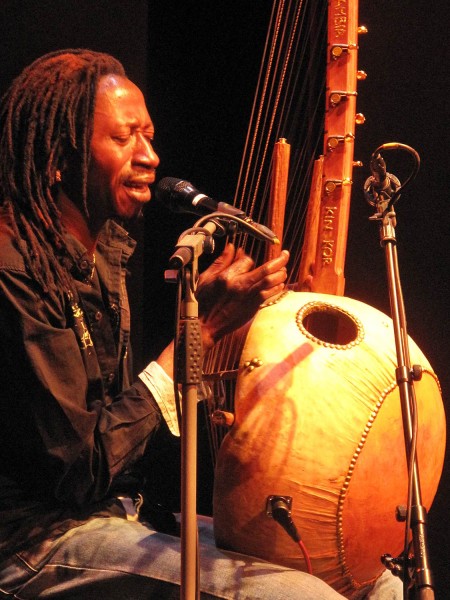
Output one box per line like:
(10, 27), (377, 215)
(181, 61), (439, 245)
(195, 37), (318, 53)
(263, 249), (290, 272)
(259, 282), (287, 301)
(239, 249), (290, 287)
(201, 243), (236, 279)
(253, 267), (288, 294)
(221, 249), (255, 278)
(212, 242), (236, 268)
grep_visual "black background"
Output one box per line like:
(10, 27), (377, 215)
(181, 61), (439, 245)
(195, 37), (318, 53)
(1, 1), (449, 596)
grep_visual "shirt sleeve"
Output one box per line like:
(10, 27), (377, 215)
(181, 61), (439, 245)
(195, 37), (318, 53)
(139, 362), (180, 437)
(138, 362), (214, 438)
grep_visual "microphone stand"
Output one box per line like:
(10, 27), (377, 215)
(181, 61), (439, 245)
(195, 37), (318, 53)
(166, 220), (218, 600)
(165, 211), (278, 599)
(368, 181), (435, 599)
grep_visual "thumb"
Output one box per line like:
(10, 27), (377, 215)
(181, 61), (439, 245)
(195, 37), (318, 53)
(203, 243), (236, 277)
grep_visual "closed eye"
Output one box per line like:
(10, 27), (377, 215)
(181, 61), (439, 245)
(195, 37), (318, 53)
(112, 135), (131, 144)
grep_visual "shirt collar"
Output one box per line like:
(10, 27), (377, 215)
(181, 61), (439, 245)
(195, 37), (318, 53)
(64, 219), (137, 282)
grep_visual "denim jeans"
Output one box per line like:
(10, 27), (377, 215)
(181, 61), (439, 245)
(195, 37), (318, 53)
(0, 515), (403, 599)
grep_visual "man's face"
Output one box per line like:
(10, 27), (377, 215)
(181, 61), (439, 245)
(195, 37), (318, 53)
(87, 74), (159, 224)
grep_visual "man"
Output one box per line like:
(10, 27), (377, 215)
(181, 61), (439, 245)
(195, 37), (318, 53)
(0, 50), (401, 598)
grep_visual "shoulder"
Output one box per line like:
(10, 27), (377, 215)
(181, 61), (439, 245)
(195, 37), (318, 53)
(0, 210), (67, 323)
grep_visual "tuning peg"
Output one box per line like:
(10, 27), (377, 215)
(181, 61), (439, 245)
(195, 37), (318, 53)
(211, 410), (235, 428)
(355, 113), (366, 125)
(358, 25), (368, 35)
(326, 133), (355, 152)
(357, 70), (367, 81)
(243, 357), (263, 372)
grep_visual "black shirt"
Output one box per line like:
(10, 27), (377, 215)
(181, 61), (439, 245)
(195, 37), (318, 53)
(0, 212), (163, 559)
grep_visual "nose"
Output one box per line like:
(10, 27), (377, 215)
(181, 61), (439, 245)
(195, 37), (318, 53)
(132, 133), (160, 169)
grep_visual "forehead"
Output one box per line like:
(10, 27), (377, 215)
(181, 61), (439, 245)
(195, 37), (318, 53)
(93, 74), (152, 128)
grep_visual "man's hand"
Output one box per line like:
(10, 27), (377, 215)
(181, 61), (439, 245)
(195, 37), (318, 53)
(197, 243), (289, 350)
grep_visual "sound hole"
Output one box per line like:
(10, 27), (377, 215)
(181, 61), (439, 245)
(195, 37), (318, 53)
(297, 302), (362, 347)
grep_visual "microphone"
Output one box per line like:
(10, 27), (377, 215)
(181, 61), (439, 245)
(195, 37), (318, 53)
(155, 177), (246, 218)
(364, 152), (401, 206)
(370, 153), (390, 191)
(155, 177), (279, 244)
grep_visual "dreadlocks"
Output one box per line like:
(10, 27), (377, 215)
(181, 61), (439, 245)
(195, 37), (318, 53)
(0, 49), (126, 298)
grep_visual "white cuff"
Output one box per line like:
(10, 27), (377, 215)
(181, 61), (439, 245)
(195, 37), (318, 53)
(139, 361), (180, 437)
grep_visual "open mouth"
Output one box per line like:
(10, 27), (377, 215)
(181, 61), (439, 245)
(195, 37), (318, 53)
(123, 180), (151, 202)
(124, 181), (150, 191)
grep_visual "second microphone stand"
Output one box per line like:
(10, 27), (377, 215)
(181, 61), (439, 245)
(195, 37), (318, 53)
(366, 145), (435, 599)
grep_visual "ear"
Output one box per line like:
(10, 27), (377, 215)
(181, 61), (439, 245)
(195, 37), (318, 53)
(56, 149), (84, 207)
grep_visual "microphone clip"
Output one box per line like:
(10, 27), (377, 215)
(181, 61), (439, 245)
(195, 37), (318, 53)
(166, 220), (220, 273)
(364, 171), (401, 208)
(193, 212), (280, 246)
(363, 142), (420, 214)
